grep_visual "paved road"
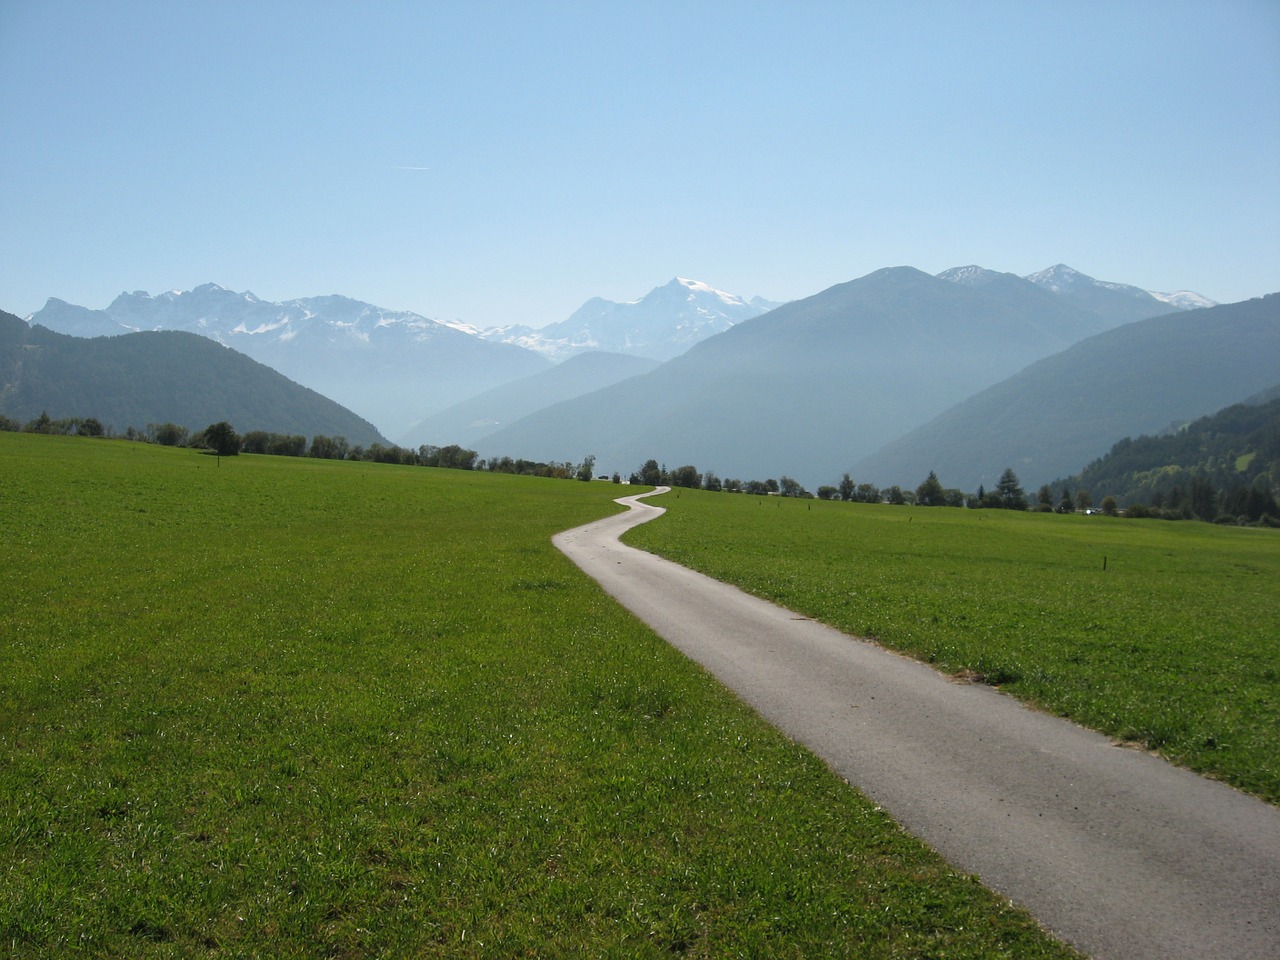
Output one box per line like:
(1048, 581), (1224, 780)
(553, 488), (1280, 960)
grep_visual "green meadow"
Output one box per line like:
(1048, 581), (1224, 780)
(625, 488), (1280, 803)
(0, 433), (1078, 958)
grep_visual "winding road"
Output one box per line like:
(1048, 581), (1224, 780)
(553, 487), (1280, 960)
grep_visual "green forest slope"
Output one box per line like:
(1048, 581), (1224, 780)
(1059, 386), (1280, 518)
(0, 311), (385, 445)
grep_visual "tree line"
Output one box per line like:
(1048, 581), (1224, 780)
(624, 457), (1277, 527)
(9, 407), (1275, 525)
(2, 412), (607, 482)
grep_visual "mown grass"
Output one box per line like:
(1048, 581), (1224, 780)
(625, 489), (1280, 803)
(0, 433), (1079, 958)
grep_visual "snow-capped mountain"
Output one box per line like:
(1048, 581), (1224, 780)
(480, 277), (781, 361)
(938, 264), (1214, 330)
(1149, 289), (1217, 310)
(934, 265), (1020, 288)
(28, 284), (549, 437)
(1021, 264), (1215, 326)
(35, 283), (462, 346)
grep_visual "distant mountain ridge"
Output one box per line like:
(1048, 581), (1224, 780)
(477, 277), (781, 361)
(28, 284), (550, 437)
(0, 311), (385, 444)
(938, 263), (1216, 327)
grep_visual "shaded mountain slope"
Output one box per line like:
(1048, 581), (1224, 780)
(0, 312), (385, 444)
(853, 295), (1280, 492)
(400, 351), (659, 449)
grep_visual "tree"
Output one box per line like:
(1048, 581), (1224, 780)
(838, 473), (855, 502)
(241, 430), (271, 454)
(885, 485), (906, 505)
(270, 434), (307, 457)
(24, 411), (54, 434)
(203, 421), (240, 460)
(996, 468), (1027, 510)
(1057, 488), (1074, 514)
(1036, 485), (1054, 512)
(638, 459), (663, 486)
(1101, 495), (1119, 517)
(669, 465), (701, 489)
(576, 455), (596, 482)
(915, 471), (945, 506)
(309, 434), (348, 459)
(778, 476), (805, 498)
(817, 485), (839, 500)
(855, 483), (880, 503)
(702, 471), (722, 492)
(1189, 473), (1217, 521)
(1075, 488), (1093, 512)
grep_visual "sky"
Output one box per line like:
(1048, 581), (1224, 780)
(2, 1), (1277, 328)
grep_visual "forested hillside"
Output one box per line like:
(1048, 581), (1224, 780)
(0, 312), (385, 445)
(1060, 387), (1280, 520)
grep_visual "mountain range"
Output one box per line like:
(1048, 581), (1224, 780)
(18, 264), (1241, 490)
(0, 311), (385, 445)
(28, 285), (550, 438)
(474, 277), (780, 361)
(472, 266), (1221, 484)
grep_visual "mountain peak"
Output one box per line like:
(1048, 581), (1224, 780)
(192, 282), (231, 294)
(489, 277), (773, 362)
(937, 265), (1012, 288)
(1024, 264), (1087, 291)
(672, 277), (749, 307)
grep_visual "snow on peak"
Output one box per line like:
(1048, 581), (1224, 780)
(936, 265), (1006, 287)
(1024, 264), (1084, 292)
(1150, 289), (1216, 310)
(675, 277), (748, 307)
(482, 276), (774, 362)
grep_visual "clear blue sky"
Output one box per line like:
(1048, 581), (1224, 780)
(2, 1), (1277, 327)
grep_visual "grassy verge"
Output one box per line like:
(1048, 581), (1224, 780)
(624, 489), (1280, 803)
(0, 434), (1078, 958)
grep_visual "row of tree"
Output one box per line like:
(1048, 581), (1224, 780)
(10, 406), (1275, 525)
(631, 452), (1276, 526)
(5, 413), (616, 483)
(627, 460), (1066, 512)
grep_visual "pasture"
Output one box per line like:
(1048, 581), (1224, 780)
(0, 434), (1077, 958)
(625, 488), (1280, 803)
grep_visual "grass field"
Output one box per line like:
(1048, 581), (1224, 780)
(624, 488), (1280, 803)
(0, 433), (1079, 958)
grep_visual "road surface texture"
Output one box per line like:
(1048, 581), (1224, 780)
(553, 488), (1280, 960)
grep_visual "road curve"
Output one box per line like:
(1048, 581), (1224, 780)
(553, 487), (1280, 960)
